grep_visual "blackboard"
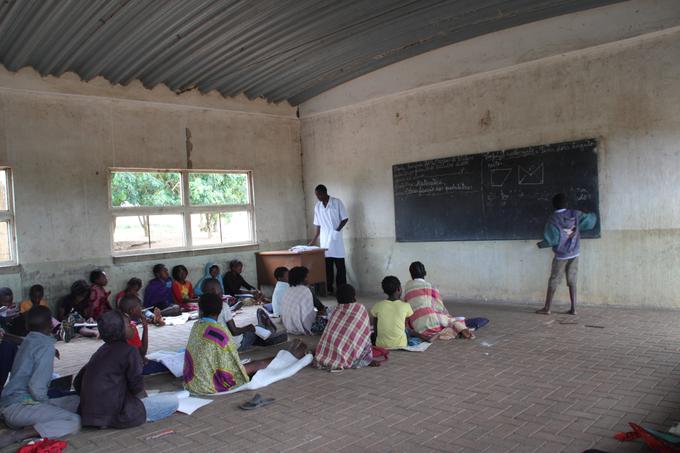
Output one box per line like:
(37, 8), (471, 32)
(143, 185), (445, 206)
(393, 139), (600, 241)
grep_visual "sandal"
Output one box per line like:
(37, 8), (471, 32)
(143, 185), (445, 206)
(239, 394), (275, 410)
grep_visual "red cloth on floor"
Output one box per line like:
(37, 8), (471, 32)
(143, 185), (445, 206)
(17, 439), (68, 453)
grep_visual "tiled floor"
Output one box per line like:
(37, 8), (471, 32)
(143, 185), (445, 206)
(6, 298), (680, 452)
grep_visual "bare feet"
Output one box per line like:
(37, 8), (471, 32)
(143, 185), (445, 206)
(0, 427), (39, 448)
(286, 339), (308, 359)
(535, 308), (551, 315)
(153, 308), (166, 326)
(563, 309), (576, 315)
(458, 329), (475, 340)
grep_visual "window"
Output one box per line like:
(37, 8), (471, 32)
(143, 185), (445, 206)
(0, 169), (16, 264)
(110, 170), (255, 254)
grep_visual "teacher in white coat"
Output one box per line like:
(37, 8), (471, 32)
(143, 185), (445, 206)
(308, 184), (349, 295)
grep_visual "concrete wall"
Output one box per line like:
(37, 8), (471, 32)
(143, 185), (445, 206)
(0, 68), (305, 305)
(300, 11), (680, 306)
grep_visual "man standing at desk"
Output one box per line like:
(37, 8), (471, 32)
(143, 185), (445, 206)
(309, 184), (349, 295)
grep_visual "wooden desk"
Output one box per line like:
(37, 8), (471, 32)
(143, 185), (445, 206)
(255, 249), (327, 289)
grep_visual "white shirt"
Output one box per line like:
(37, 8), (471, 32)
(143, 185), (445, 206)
(313, 196), (349, 258)
(271, 281), (289, 316)
(218, 302), (242, 348)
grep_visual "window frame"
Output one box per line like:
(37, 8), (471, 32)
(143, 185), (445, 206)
(109, 168), (257, 256)
(0, 167), (17, 266)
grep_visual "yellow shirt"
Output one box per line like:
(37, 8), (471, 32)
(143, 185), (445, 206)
(370, 299), (413, 349)
(19, 299), (49, 314)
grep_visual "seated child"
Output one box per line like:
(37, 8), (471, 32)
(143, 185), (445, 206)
(19, 285), (49, 314)
(74, 310), (178, 428)
(115, 277), (142, 305)
(201, 279), (282, 352)
(118, 296), (169, 375)
(56, 280), (98, 339)
(223, 259), (267, 303)
(0, 288), (23, 337)
(403, 262), (473, 340)
(280, 266), (327, 335)
(269, 267), (289, 316)
(314, 284), (374, 370)
(116, 278), (164, 326)
(194, 263), (223, 296)
(183, 293), (308, 395)
(88, 269), (112, 320)
(370, 276), (413, 349)
(143, 264), (181, 317)
(171, 265), (198, 311)
(0, 306), (80, 448)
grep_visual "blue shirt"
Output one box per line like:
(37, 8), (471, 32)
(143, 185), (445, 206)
(1, 332), (55, 407)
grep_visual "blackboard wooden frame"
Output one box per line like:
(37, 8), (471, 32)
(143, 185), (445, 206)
(393, 139), (600, 242)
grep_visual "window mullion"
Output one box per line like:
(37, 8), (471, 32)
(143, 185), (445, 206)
(182, 171), (192, 248)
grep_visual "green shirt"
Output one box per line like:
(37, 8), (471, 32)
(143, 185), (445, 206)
(370, 299), (413, 349)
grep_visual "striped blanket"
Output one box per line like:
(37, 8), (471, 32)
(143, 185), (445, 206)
(403, 279), (466, 338)
(314, 303), (373, 370)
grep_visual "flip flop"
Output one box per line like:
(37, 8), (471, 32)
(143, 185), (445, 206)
(257, 308), (277, 334)
(239, 394), (275, 410)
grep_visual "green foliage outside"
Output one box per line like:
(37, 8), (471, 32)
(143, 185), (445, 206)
(111, 172), (248, 238)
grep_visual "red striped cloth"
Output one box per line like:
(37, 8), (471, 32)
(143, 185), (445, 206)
(314, 303), (372, 370)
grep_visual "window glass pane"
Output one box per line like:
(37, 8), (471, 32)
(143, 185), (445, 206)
(188, 173), (249, 206)
(113, 214), (184, 251)
(0, 221), (10, 261)
(111, 171), (181, 207)
(190, 211), (252, 246)
(0, 170), (8, 211)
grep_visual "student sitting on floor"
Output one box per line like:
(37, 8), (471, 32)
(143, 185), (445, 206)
(88, 269), (112, 320)
(171, 265), (198, 311)
(18, 285), (60, 336)
(202, 279), (283, 352)
(116, 278), (164, 326)
(144, 264), (181, 317)
(403, 262), (474, 340)
(55, 280), (98, 339)
(75, 310), (178, 429)
(183, 293), (308, 395)
(0, 306), (81, 448)
(118, 296), (169, 375)
(370, 276), (413, 349)
(223, 259), (267, 304)
(194, 263), (223, 296)
(280, 266), (328, 336)
(115, 277), (142, 305)
(269, 266), (289, 317)
(314, 284), (374, 370)
(0, 287), (13, 310)
(19, 285), (49, 314)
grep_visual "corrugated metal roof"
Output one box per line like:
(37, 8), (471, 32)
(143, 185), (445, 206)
(0, 0), (624, 105)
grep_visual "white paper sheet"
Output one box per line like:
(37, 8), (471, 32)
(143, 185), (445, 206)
(215, 350), (313, 395)
(145, 351), (185, 377)
(401, 342), (432, 352)
(177, 397), (213, 415)
(163, 313), (191, 326)
(254, 325), (271, 340)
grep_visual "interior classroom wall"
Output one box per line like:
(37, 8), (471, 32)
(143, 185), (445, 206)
(299, 3), (680, 308)
(0, 69), (306, 306)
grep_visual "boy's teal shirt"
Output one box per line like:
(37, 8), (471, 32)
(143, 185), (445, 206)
(537, 211), (597, 248)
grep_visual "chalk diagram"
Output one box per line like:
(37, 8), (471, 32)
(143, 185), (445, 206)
(518, 163), (544, 185)
(490, 168), (512, 187)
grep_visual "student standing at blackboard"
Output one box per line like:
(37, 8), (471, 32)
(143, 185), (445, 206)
(535, 193), (597, 315)
(308, 184), (349, 294)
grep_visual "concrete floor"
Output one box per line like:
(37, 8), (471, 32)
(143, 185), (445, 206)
(6, 298), (677, 452)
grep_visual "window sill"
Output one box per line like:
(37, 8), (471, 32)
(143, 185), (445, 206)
(0, 264), (20, 275)
(112, 243), (260, 264)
